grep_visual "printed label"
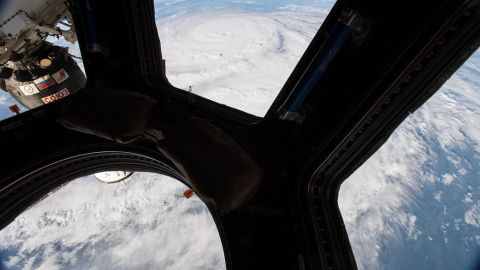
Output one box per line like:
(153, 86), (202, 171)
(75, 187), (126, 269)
(19, 83), (39, 96)
(41, 88), (70, 104)
(51, 69), (69, 84)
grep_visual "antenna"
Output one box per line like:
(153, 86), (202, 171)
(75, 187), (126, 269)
(94, 171), (134, 183)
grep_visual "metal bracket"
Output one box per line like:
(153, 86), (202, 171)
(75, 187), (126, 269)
(278, 8), (366, 121)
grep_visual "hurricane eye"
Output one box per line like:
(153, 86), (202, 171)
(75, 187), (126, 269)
(154, 1), (335, 116)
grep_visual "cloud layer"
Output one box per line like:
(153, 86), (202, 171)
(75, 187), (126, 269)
(339, 50), (480, 270)
(0, 173), (225, 270)
(157, 7), (330, 116)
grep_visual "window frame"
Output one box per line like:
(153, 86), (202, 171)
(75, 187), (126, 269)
(300, 2), (480, 269)
(0, 145), (232, 269)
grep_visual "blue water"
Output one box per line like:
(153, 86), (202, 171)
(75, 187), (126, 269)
(154, 0), (335, 20)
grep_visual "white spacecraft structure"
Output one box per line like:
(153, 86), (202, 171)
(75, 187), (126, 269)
(0, 0), (85, 109)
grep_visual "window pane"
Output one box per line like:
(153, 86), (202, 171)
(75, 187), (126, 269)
(0, 172), (225, 269)
(338, 50), (480, 270)
(0, 0), (86, 121)
(155, 0), (335, 116)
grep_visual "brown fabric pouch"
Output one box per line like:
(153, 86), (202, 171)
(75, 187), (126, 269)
(158, 117), (262, 211)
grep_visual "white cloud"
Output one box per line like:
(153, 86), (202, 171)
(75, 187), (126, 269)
(406, 214), (421, 240)
(434, 191), (443, 201)
(465, 201), (480, 228)
(442, 173), (455, 185)
(464, 192), (473, 204)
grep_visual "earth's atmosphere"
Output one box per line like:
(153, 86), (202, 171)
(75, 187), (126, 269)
(0, 0), (479, 269)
